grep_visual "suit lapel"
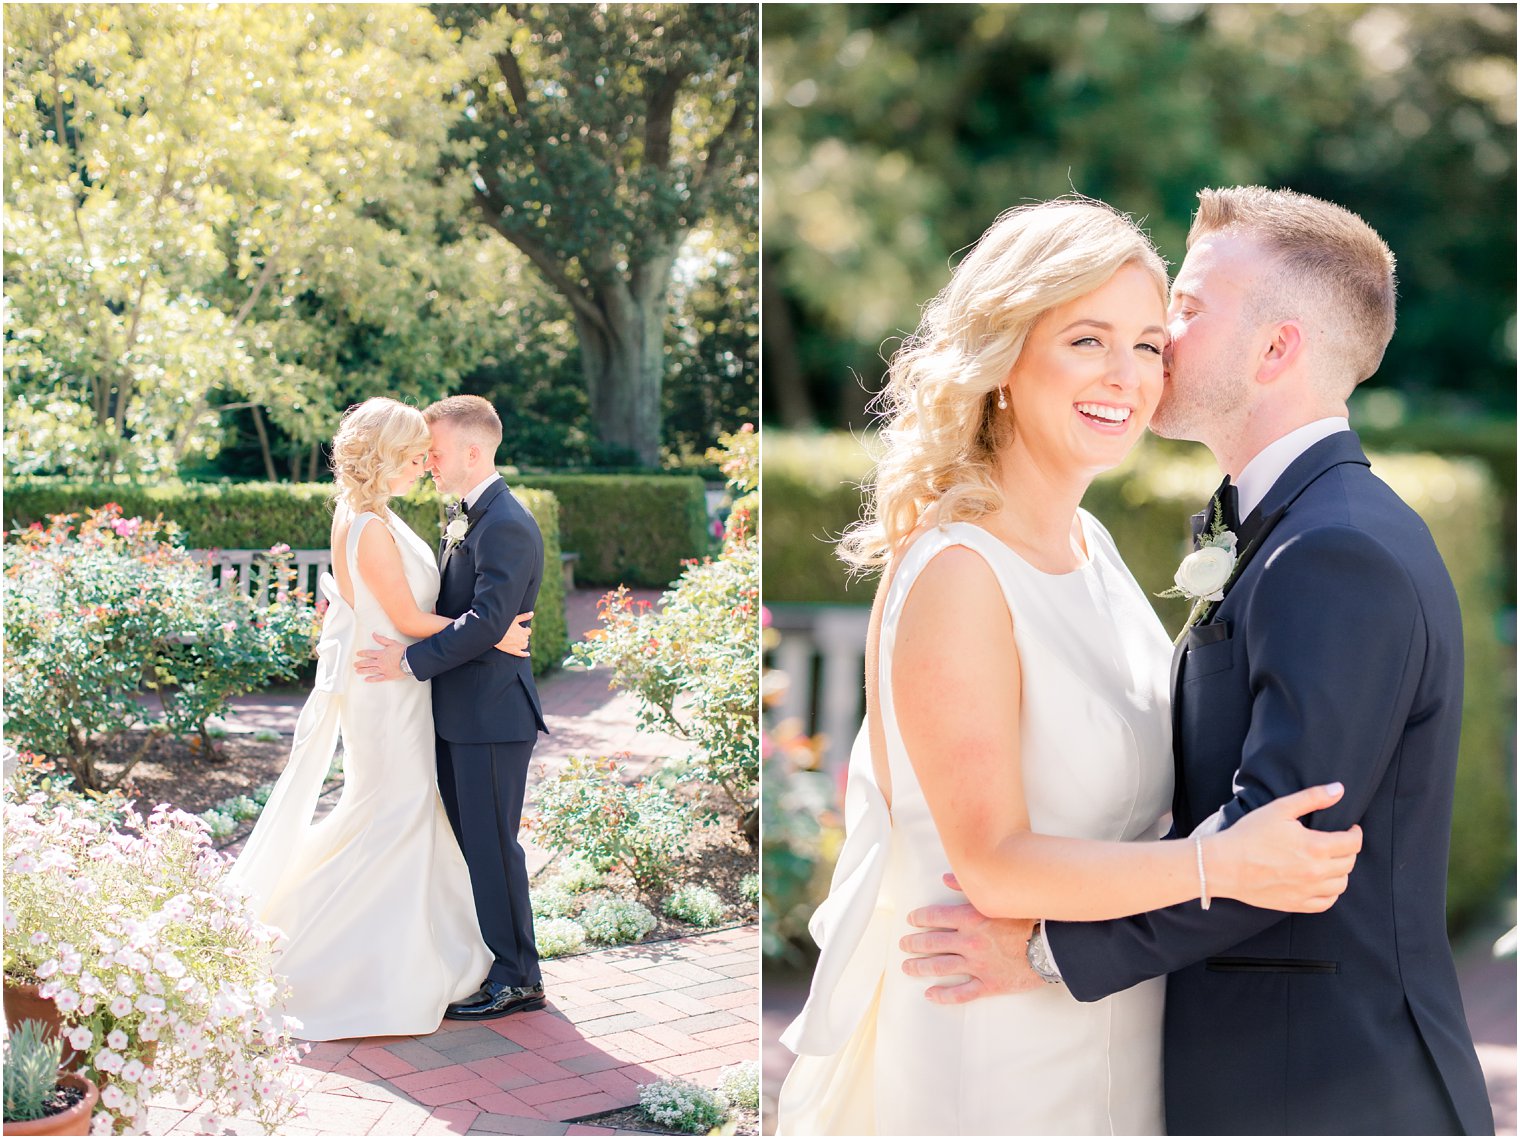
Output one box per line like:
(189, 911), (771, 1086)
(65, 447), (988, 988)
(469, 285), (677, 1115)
(439, 476), (507, 577)
(1169, 431), (1373, 827)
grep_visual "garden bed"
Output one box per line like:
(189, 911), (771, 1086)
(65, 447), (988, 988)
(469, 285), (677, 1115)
(91, 732), (757, 941)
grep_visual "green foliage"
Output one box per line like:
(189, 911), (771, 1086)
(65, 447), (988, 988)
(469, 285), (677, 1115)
(3, 1020), (64, 1124)
(2, 479), (568, 675)
(579, 896), (658, 946)
(739, 872), (759, 908)
(637, 1077), (729, 1134)
(443, 4), (758, 465)
(525, 756), (695, 893)
(763, 6), (1515, 427)
(764, 430), (1515, 935)
(4, 5), (501, 479)
(2, 506), (319, 791)
(661, 884), (727, 928)
(760, 720), (840, 965)
(532, 916), (587, 959)
(512, 474), (709, 587)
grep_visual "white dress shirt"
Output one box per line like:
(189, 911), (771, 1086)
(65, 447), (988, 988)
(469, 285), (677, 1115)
(461, 471), (503, 512)
(1234, 417), (1350, 520)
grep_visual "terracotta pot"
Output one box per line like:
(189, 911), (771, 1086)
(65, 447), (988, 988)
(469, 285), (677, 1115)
(2, 1073), (99, 1136)
(1, 983), (79, 1070)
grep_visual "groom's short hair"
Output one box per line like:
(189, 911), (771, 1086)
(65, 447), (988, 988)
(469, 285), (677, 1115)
(425, 395), (503, 452)
(1189, 186), (1397, 389)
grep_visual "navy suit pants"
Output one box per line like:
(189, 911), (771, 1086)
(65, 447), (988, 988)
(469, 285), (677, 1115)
(436, 738), (541, 987)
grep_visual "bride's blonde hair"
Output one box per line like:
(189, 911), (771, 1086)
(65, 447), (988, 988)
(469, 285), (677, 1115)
(838, 198), (1167, 573)
(330, 398), (431, 516)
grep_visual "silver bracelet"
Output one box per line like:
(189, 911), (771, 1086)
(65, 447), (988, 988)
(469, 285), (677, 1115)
(1195, 836), (1211, 911)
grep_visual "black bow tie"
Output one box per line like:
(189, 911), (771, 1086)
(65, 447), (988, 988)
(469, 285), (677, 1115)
(447, 501), (464, 521)
(1192, 477), (1242, 546)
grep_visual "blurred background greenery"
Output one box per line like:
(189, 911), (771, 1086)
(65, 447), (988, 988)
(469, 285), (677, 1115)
(759, 2), (1517, 979)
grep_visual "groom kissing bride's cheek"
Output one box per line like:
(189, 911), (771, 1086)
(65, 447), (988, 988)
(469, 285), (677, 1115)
(776, 190), (1492, 1137)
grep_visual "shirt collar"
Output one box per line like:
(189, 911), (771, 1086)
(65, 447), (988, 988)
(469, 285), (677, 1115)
(462, 472), (502, 512)
(1235, 417), (1350, 519)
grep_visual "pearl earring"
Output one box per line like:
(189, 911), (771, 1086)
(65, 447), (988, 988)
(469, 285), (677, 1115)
(997, 388), (1008, 410)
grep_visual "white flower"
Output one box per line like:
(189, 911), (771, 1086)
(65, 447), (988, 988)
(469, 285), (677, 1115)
(3, 909), (16, 933)
(55, 988), (80, 1014)
(92, 1110), (114, 1134)
(67, 1026), (94, 1051)
(109, 995), (134, 1017)
(1173, 544), (1236, 603)
(120, 1059), (145, 1084)
(100, 1084), (126, 1110)
(107, 1029), (129, 1050)
(444, 516), (470, 543)
(95, 1048), (124, 1074)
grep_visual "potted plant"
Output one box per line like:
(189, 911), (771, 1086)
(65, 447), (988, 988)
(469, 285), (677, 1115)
(4, 791), (305, 1134)
(3, 1019), (99, 1136)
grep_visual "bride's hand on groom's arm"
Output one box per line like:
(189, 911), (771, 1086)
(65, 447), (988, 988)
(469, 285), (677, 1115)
(1205, 782), (1362, 913)
(494, 611), (533, 656)
(900, 873), (1044, 1003)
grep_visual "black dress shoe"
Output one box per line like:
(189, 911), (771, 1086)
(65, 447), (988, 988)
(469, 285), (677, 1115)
(443, 980), (546, 1021)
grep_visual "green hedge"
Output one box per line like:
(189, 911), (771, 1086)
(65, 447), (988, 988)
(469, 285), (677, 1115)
(3, 479), (568, 676)
(764, 430), (1514, 932)
(512, 473), (710, 588)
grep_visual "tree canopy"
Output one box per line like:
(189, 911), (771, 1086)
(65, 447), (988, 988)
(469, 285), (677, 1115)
(762, 3), (1516, 430)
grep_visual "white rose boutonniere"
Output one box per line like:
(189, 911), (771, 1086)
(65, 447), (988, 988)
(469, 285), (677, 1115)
(444, 516), (470, 545)
(1158, 503), (1238, 646)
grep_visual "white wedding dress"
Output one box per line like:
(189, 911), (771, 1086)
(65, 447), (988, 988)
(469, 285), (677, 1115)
(778, 513), (1174, 1135)
(228, 507), (490, 1041)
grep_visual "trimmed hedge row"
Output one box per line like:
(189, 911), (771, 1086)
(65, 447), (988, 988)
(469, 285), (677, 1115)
(512, 473), (711, 588)
(764, 430), (1514, 932)
(3, 479), (567, 676)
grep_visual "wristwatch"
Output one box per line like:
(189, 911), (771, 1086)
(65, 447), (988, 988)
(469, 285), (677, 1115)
(400, 652), (414, 678)
(1026, 922), (1063, 985)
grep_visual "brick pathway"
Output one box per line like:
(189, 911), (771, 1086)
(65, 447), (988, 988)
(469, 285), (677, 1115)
(190, 588), (759, 1136)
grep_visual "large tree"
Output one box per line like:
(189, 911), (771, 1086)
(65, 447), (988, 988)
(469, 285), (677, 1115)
(443, 3), (757, 466)
(3, 4), (495, 478)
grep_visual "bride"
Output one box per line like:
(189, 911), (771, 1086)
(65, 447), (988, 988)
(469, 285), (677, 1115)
(775, 200), (1362, 1134)
(229, 397), (530, 1041)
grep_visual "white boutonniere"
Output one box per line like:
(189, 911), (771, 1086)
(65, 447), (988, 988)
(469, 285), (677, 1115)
(444, 516), (470, 545)
(1158, 502), (1238, 646)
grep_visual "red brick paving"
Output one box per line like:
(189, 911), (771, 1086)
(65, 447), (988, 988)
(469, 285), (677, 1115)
(183, 589), (758, 1136)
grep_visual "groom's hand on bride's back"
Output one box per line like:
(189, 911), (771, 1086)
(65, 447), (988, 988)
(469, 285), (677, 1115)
(900, 874), (1043, 1003)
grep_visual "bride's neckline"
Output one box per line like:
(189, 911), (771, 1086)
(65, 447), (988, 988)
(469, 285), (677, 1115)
(948, 512), (1094, 579)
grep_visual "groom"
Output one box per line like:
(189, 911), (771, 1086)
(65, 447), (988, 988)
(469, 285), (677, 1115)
(356, 394), (549, 1019)
(902, 188), (1493, 1133)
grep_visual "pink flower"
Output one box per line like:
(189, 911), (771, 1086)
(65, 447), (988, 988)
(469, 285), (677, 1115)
(120, 1059), (145, 1084)
(109, 995), (133, 1017)
(67, 1026), (93, 1051)
(106, 1029), (128, 1050)
(100, 1085), (125, 1110)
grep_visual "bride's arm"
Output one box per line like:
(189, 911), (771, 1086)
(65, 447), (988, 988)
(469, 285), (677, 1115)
(356, 523), (527, 652)
(895, 547), (1358, 923)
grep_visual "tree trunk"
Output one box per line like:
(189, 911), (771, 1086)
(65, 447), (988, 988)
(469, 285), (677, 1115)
(575, 259), (673, 467)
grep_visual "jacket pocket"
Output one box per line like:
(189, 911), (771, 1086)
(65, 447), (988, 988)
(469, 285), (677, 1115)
(1183, 631), (1235, 680)
(1206, 956), (1339, 974)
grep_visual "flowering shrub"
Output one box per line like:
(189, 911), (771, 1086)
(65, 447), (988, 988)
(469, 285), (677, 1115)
(3, 793), (304, 1134)
(532, 917), (588, 959)
(761, 609), (844, 965)
(525, 756), (695, 892)
(717, 1060), (760, 1111)
(551, 854), (606, 894)
(661, 884), (726, 928)
(637, 1077), (728, 1134)
(739, 873), (759, 908)
(579, 897), (657, 945)
(530, 883), (578, 921)
(2, 507), (319, 790)
(572, 429), (759, 829)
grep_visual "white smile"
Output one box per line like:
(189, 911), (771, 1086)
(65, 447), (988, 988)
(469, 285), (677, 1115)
(1075, 403), (1132, 425)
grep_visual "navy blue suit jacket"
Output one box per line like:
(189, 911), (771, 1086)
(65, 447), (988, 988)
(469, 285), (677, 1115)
(404, 478), (547, 744)
(1046, 433), (1492, 1135)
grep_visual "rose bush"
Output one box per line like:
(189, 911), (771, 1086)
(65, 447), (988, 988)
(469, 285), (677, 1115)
(571, 428), (759, 829)
(3, 506), (319, 790)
